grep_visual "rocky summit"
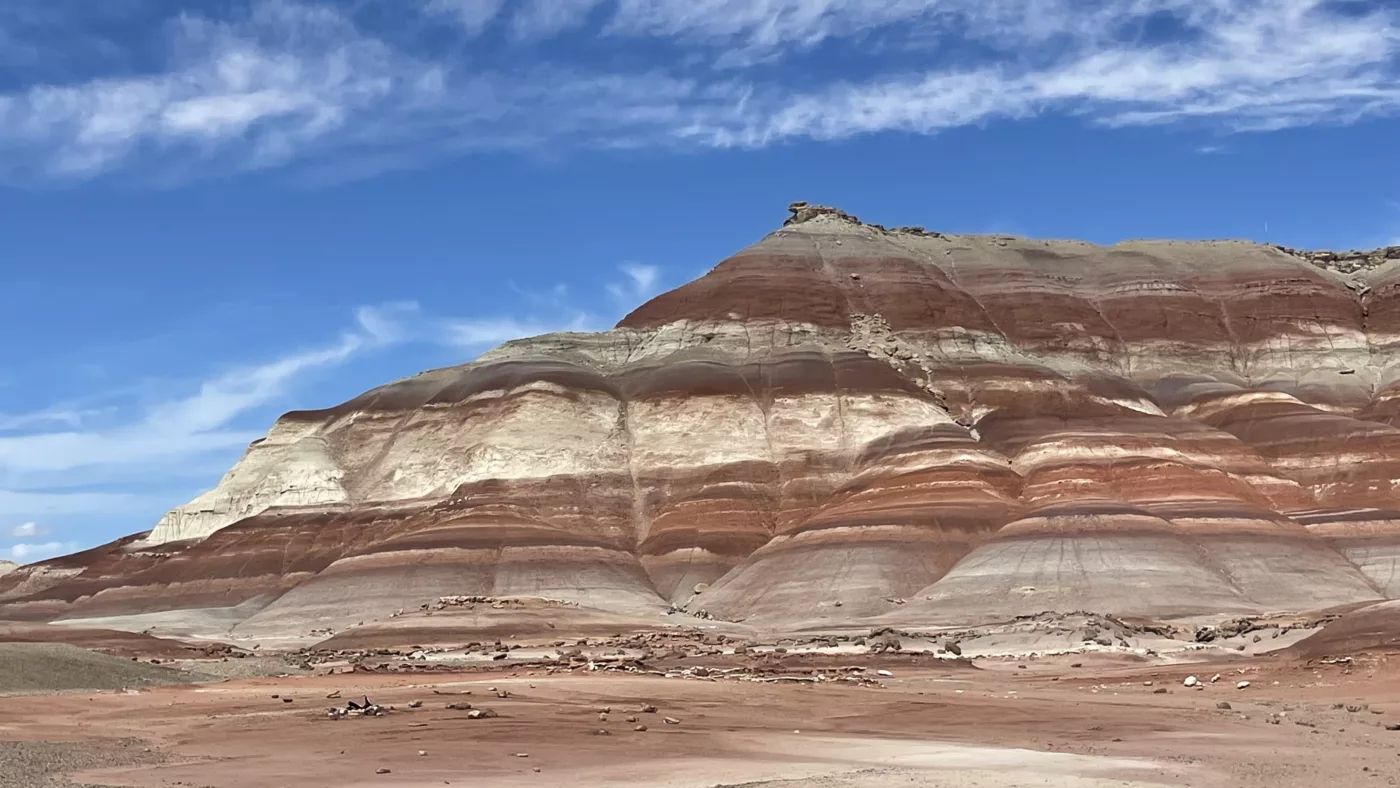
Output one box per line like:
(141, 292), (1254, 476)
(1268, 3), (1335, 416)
(4, 203), (1400, 643)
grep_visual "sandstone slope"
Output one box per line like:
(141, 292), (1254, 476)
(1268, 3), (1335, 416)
(4, 203), (1400, 640)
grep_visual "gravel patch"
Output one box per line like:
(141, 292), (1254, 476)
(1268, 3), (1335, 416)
(165, 655), (312, 681)
(0, 739), (163, 788)
(0, 643), (208, 695)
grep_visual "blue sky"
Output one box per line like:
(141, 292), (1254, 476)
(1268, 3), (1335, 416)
(1, 0), (1398, 563)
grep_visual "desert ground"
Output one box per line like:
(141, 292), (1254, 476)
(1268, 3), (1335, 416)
(2, 613), (1398, 788)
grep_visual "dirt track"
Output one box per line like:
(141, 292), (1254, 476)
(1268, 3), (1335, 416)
(1, 650), (1397, 788)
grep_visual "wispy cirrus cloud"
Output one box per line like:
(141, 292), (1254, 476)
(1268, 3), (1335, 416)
(0, 1), (437, 179)
(2, 521), (75, 565)
(0, 0), (1394, 182)
(0, 303), (405, 538)
(606, 264), (663, 305)
(449, 264), (665, 344)
(445, 315), (599, 346)
(6, 541), (80, 562)
(8, 521), (42, 538)
(0, 308), (392, 476)
(0, 264), (667, 547)
(0, 407), (106, 432)
(2, 267), (661, 485)
(3, 518), (76, 567)
(424, 0), (506, 35)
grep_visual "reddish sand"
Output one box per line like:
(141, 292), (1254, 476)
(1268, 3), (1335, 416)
(2, 650), (1398, 788)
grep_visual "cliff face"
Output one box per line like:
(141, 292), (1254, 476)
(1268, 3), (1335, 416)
(5, 204), (1400, 640)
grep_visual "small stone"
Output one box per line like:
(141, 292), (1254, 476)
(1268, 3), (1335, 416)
(1153, 688), (1168, 694)
(1236, 681), (1251, 690)
(418, 750), (427, 757)
(640, 704), (658, 713)
(634, 724), (648, 731)
(876, 670), (894, 677)
(1184, 676), (1199, 688)
(376, 767), (391, 774)
(1210, 674), (1221, 683)
(592, 728), (612, 736)
(664, 717), (681, 725)
(514, 753), (529, 758)
(598, 713), (608, 721)
(625, 715), (639, 723)
(408, 700), (423, 709)
(1386, 724), (1400, 731)
(1217, 702), (1232, 710)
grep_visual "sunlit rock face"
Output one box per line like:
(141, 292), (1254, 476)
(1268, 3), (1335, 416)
(5, 204), (1400, 638)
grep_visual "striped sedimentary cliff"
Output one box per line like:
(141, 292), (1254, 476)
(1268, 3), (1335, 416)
(5, 203), (1400, 639)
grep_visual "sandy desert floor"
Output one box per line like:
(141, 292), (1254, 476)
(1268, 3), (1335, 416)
(2, 647), (1398, 788)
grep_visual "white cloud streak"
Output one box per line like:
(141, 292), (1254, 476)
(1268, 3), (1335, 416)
(446, 265), (661, 346)
(8, 521), (42, 538)
(6, 541), (80, 562)
(0, 305), (411, 548)
(0, 407), (105, 432)
(0, 304), (410, 477)
(0, 0), (1394, 181)
(0, 341), (353, 474)
(0, 0), (436, 178)
(446, 315), (600, 347)
(606, 263), (663, 304)
(425, 0), (505, 34)
(0, 266), (666, 543)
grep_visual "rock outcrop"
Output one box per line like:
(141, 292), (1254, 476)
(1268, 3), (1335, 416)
(1274, 244), (1400, 276)
(4, 203), (1400, 640)
(0, 561), (16, 578)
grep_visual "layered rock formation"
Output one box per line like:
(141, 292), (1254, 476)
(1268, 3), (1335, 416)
(0, 561), (16, 578)
(4, 202), (1400, 640)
